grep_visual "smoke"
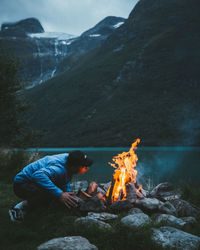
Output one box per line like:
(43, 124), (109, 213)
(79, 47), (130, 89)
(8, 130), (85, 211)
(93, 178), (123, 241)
(179, 108), (200, 146)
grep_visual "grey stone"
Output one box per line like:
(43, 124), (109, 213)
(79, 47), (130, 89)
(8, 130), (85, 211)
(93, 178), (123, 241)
(75, 217), (112, 231)
(80, 197), (106, 212)
(128, 207), (143, 215)
(152, 226), (200, 250)
(37, 236), (98, 250)
(181, 216), (197, 224)
(135, 198), (160, 210)
(97, 187), (106, 196)
(121, 213), (152, 229)
(158, 201), (177, 215)
(99, 182), (111, 192)
(150, 182), (180, 201)
(181, 216), (197, 228)
(87, 212), (118, 221)
(170, 199), (200, 218)
(153, 214), (186, 229)
(70, 181), (89, 192)
(110, 200), (133, 213)
(136, 198), (176, 215)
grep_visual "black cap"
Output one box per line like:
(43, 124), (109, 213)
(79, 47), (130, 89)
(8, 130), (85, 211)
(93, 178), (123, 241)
(67, 150), (93, 167)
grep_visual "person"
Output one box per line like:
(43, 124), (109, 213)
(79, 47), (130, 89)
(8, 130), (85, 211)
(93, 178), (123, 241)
(9, 150), (93, 222)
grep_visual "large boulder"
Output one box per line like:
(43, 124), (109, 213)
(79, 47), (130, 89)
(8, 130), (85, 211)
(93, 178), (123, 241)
(169, 199), (200, 217)
(75, 217), (112, 231)
(37, 236), (98, 250)
(121, 213), (152, 229)
(152, 226), (200, 250)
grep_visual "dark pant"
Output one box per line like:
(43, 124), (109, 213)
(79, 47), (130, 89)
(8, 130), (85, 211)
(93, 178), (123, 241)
(13, 181), (56, 210)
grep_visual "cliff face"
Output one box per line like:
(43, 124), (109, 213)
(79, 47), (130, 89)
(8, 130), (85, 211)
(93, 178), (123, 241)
(26, 0), (200, 146)
(0, 17), (125, 88)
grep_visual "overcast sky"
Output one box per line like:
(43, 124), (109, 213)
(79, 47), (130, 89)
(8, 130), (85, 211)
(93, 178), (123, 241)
(0, 0), (139, 36)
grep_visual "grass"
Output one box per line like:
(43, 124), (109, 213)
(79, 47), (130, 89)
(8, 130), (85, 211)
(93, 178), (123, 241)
(0, 150), (200, 249)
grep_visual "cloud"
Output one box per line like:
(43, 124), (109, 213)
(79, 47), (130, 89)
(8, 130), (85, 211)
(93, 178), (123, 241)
(0, 0), (138, 35)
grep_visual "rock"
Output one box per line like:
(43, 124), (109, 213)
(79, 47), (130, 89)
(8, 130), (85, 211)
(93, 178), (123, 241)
(181, 216), (197, 228)
(37, 236), (98, 250)
(75, 217), (112, 231)
(121, 213), (152, 229)
(150, 182), (180, 201)
(152, 226), (200, 250)
(128, 207), (143, 215)
(71, 181), (89, 193)
(181, 216), (197, 225)
(135, 198), (160, 210)
(87, 212), (118, 221)
(80, 197), (106, 212)
(158, 201), (177, 215)
(169, 199), (200, 217)
(99, 182), (111, 193)
(97, 187), (106, 196)
(153, 214), (186, 229)
(110, 200), (133, 213)
(136, 198), (176, 215)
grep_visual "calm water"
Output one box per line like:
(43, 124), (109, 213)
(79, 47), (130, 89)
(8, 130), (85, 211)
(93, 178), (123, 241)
(26, 147), (200, 185)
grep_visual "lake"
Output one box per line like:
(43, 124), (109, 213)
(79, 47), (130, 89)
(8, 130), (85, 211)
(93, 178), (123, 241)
(26, 147), (200, 186)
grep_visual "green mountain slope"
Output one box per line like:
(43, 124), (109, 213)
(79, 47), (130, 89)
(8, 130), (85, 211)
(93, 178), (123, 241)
(26, 0), (200, 147)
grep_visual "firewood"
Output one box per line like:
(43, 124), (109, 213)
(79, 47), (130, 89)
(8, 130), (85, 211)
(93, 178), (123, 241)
(107, 178), (116, 205)
(126, 182), (137, 203)
(136, 190), (145, 199)
(77, 190), (92, 201)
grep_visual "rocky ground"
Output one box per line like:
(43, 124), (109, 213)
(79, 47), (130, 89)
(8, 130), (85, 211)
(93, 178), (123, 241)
(37, 181), (200, 250)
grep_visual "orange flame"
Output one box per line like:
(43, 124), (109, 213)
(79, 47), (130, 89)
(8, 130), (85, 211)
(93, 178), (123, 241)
(106, 139), (141, 203)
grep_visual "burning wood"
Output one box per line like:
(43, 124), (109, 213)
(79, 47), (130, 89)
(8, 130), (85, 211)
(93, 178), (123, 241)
(77, 139), (146, 211)
(105, 139), (144, 204)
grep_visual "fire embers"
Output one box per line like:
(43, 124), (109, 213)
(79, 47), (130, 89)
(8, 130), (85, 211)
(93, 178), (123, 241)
(106, 139), (145, 204)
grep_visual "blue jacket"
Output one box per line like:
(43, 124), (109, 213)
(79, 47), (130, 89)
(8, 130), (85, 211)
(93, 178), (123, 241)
(14, 153), (72, 197)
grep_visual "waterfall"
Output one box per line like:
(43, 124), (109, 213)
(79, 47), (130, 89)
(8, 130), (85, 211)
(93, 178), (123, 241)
(51, 39), (59, 78)
(35, 39), (43, 84)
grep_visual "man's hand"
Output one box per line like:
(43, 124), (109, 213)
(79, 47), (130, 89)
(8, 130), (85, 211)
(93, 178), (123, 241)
(59, 192), (78, 209)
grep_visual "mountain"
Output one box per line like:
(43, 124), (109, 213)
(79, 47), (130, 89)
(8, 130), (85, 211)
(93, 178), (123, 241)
(0, 18), (44, 37)
(25, 0), (200, 147)
(0, 16), (125, 88)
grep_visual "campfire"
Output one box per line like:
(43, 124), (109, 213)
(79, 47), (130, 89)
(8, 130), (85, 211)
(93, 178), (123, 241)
(77, 139), (146, 208)
(105, 138), (145, 204)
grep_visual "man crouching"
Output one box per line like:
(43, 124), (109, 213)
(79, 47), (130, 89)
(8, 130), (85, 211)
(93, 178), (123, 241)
(9, 150), (93, 222)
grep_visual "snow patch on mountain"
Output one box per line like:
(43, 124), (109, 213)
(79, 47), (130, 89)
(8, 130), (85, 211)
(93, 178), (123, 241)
(28, 32), (76, 40)
(113, 22), (124, 29)
(89, 34), (101, 37)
